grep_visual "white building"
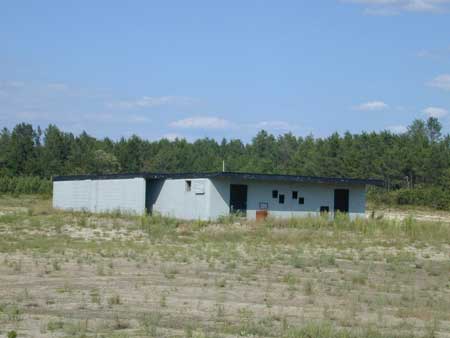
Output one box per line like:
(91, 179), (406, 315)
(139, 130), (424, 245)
(52, 172), (383, 220)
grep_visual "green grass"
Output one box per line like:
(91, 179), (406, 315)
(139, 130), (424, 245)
(1, 195), (449, 338)
(284, 322), (422, 338)
(1, 195), (449, 253)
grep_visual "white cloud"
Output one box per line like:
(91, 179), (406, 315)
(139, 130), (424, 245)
(12, 111), (152, 125)
(417, 46), (450, 58)
(427, 74), (450, 91)
(82, 113), (151, 124)
(354, 101), (388, 111)
(0, 81), (25, 89)
(255, 120), (295, 131)
(170, 116), (231, 129)
(342, 0), (450, 14)
(109, 96), (197, 109)
(7, 81), (25, 88)
(423, 106), (448, 118)
(363, 6), (399, 15)
(128, 114), (152, 123)
(387, 125), (407, 133)
(417, 49), (433, 57)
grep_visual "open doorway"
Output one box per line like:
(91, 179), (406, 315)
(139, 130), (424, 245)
(230, 184), (248, 216)
(334, 189), (349, 213)
(145, 179), (163, 214)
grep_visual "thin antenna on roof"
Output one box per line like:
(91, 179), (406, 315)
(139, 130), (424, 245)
(222, 160), (225, 172)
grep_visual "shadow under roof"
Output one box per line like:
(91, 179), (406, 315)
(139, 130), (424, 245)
(53, 171), (384, 186)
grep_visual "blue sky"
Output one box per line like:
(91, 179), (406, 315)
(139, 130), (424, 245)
(1, 0), (450, 141)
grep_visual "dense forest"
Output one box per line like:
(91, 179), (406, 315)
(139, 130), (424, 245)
(1, 117), (450, 208)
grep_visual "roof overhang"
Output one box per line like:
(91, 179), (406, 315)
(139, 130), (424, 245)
(53, 171), (384, 187)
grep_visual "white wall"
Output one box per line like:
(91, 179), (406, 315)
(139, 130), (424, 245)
(53, 178), (146, 214)
(150, 178), (210, 220)
(53, 177), (367, 220)
(208, 178), (232, 219)
(209, 178), (366, 220)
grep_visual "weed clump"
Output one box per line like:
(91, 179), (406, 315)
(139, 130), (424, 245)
(107, 294), (121, 306)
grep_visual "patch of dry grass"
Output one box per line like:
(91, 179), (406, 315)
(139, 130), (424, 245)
(0, 195), (449, 337)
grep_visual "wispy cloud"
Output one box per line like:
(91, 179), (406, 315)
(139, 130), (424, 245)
(342, 0), (450, 15)
(170, 116), (231, 129)
(387, 125), (407, 133)
(427, 74), (450, 91)
(0, 81), (25, 90)
(129, 114), (152, 123)
(423, 106), (448, 118)
(418, 49), (433, 58)
(108, 96), (197, 109)
(82, 113), (152, 124)
(10, 111), (152, 125)
(46, 83), (69, 91)
(354, 101), (388, 111)
(254, 120), (298, 131)
(4, 81), (25, 88)
(417, 45), (450, 59)
(0, 80), (111, 101)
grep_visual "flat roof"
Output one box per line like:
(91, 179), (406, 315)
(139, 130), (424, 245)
(53, 171), (384, 186)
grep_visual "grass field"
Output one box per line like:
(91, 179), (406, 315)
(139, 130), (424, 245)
(0, 195), (449, 338)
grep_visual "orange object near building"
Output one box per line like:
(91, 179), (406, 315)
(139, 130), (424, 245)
(256, 210), (268, 221)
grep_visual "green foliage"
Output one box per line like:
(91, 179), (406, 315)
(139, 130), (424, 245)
(0, 176), (51, 195)
(2, 117), (450, 208)
(139, 213), (180, 238)
(368, 186), (450, 210)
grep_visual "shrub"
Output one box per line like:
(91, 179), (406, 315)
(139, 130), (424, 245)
(368, 186), (450, 210)
(0, 176), (51, 196)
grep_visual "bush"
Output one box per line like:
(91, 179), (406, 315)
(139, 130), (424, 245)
(368, 186), (450, 210)
(0, 176), (52, 196)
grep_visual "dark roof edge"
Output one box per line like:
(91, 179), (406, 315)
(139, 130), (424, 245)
(218, 172), (384, 186)
(52, 171), (384, 186)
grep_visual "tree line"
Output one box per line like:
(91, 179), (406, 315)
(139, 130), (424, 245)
(1, 118), (450, 208)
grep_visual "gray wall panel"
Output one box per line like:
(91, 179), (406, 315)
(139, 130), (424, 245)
(53, 178), (146, 214)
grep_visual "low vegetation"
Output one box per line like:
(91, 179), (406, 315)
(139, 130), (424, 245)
(0, 176), (51, 195)
(0, 195), (449, 337)
(368, 186), (450, 211)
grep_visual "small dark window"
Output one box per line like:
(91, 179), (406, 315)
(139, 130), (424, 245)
(185, 180), (192, 192)
(272, 190), (278, 198)
(292, 191), (298, 199)
(279, 194), (285, 204)
(320, 206), (329, 213)
(298, 197), (305, 205)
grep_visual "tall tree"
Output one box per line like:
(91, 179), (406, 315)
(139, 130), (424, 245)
(7, 123), (38, 175)
(0, 128), (11, 175)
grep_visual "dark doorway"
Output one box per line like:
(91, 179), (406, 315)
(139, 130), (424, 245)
(145, 179), (163, 214)
(334, 189), (349, 213)
(230, 184), (248, 216)
(145, 179), (153, 213)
